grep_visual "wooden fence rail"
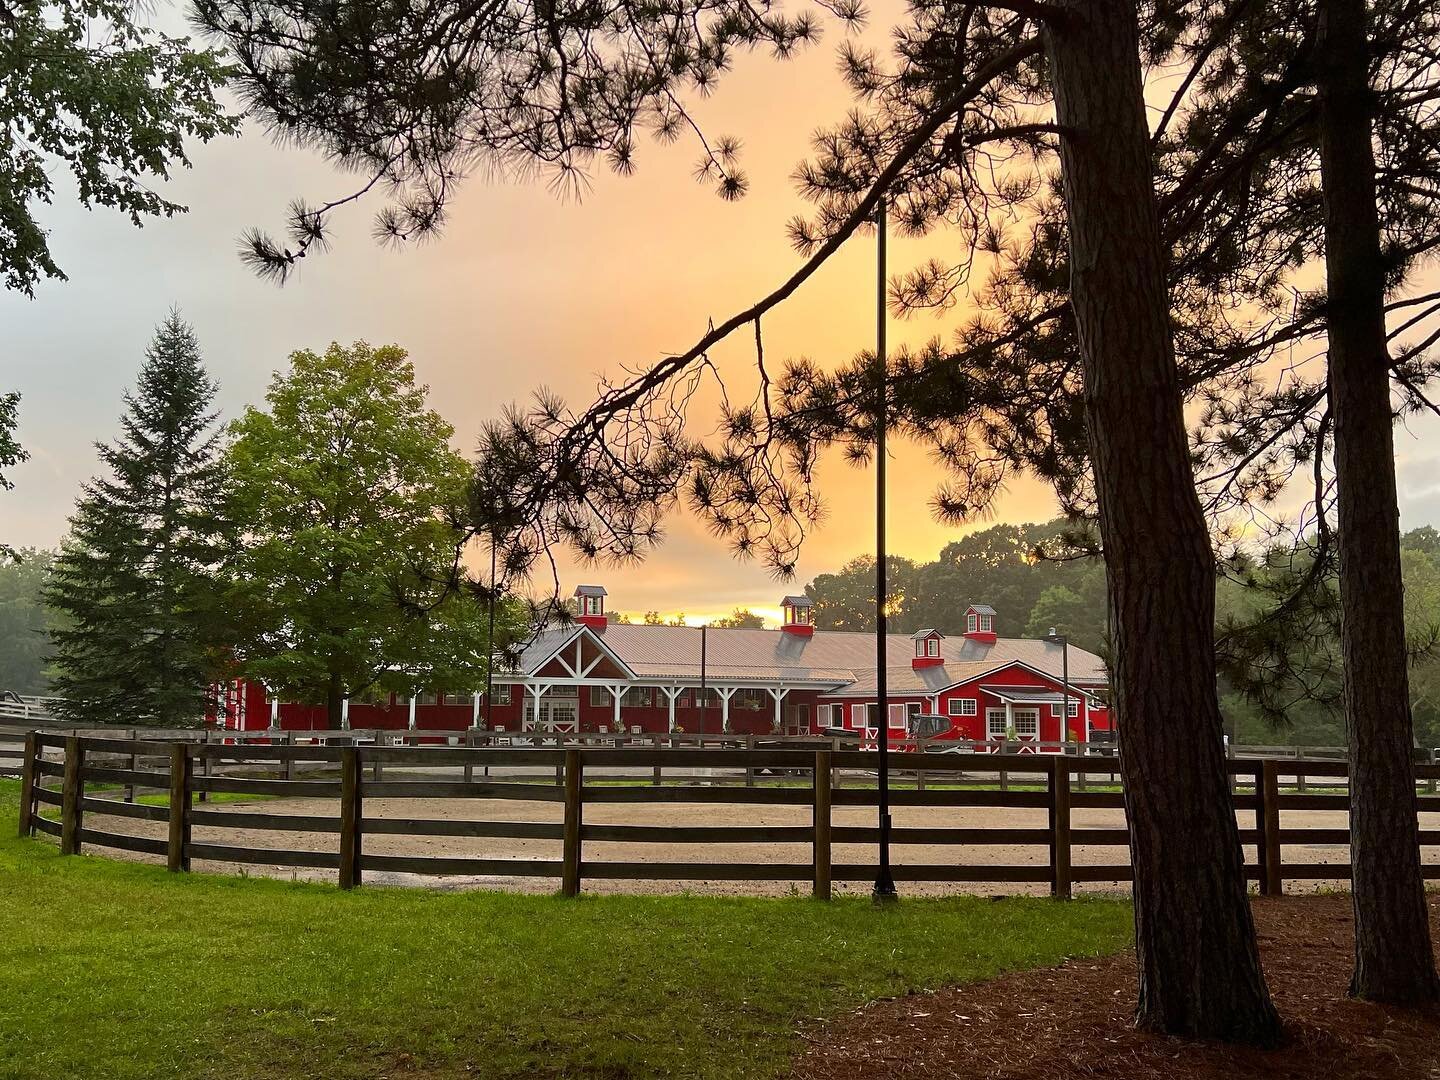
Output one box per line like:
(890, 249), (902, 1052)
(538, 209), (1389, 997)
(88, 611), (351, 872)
(15, 733), (1440, 898)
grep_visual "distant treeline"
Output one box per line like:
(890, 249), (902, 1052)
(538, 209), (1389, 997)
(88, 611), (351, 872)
(800, 518), (1440, 750)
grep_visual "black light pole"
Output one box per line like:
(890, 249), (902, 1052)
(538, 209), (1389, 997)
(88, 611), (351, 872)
(700, 623), (708, 734)
(484, 535), (497, 729)
(1046, 627), (1071, 748)
(873, 194), (898, 904)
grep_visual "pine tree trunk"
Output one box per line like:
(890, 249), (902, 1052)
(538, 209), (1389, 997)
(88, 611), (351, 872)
(1316, 0), (1440, 1005)
(1044, 0), (1280, 1042)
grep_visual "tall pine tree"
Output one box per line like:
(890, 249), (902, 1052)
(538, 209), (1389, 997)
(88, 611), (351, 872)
(46, 314), (230, 726)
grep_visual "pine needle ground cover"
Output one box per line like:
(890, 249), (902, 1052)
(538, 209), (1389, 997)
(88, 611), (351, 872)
(0, 780), (1131, 1080)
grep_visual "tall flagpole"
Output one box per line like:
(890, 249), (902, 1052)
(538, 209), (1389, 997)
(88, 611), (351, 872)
(873, 194), (898, 903)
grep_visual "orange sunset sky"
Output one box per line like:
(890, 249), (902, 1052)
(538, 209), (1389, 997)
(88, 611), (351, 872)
(5, 1), (1440, 625)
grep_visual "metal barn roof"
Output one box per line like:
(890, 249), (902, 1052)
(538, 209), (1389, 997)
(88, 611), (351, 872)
(507, 620), (1107, 697)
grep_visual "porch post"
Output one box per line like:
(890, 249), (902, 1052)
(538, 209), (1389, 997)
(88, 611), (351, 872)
(768, 687), (789, 733)
(1005, 700), (1014, 738)
(270, 697), (279, 728)
(341, 697), (350, 731)
(664, 686), (681, 733)
(472, 691), (482, 728)
(719, 687), (736, 734)
(408, 695), (418, 731)
(610, 684), (623, 732)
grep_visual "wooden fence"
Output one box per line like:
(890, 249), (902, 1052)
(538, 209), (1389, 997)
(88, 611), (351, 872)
(15, 732), (1440, 898)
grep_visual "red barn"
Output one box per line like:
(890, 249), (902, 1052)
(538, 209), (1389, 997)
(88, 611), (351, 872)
(210, 590), (1110, 746)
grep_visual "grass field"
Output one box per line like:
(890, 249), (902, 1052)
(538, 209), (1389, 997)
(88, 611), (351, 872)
(0, 778), (1134, 1080)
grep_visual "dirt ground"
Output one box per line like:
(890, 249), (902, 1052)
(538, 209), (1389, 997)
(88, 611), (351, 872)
(70, 793), (1440, 897)
(793, 893), (1440, 1079)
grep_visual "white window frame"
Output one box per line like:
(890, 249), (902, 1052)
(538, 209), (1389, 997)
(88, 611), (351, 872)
(949, 697), (977, 717)
(1012, 709), (1040, 738)
(492, 684), (512, 706)
(582, 595), (602, 615)
(850, 703), (866, 729)
(817, 703), (831, 727)
(888, 703), (906, 730)
(979, 613), (993, 633)
(1067, 700), (1080, 718)
(589, 686), (609, 708)
(986, 709), (1008, 739)
(967, 612), (978, 633)
(926, 638), (939, 657)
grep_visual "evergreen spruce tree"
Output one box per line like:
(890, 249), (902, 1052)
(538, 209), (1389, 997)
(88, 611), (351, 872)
(46, 314), (230, 726)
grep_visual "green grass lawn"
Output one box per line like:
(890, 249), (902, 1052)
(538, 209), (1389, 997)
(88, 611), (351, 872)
(0, 779), (1133, 1080)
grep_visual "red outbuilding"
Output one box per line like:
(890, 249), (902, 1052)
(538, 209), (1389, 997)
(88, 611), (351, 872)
(210, 591), (1111, 747)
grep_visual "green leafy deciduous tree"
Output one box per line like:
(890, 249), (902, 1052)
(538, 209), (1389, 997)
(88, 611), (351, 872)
(2, 1), (238, 295)
(0, 391), (27, 560)
(0, 548), (58, 693)
(46, 315), (231, 725)
(226, 342), (495, 726)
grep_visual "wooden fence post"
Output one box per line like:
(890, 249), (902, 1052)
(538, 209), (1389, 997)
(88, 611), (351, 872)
(1429, 748), (1437, 797)
(464, 728), (476, 784)
(1294, 746), (1306, 794)
(17, 732), (37, 838)
(813, 750), (832, 901)
(199, 729), (213, 803)
(562, 749), (583, 897)
(167, 743), (191, 872)
(1049, 755), (1072, 900)
(1251, 761), (1268, 894)
(126, 729), (137, 803)
(1261, 759), (1282, 896)
(745, 734), (756, 788)
(284, 731), (297, 782)
(60, 735), (83, 856)
(339, 747), (362, 889)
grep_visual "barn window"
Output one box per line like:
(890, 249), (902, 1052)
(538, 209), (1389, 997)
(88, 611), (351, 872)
(817, 703), (832, 726)
(979, 613), (993, 633)
(589, 686), (609, 707)
(1014, 712), (1039, 737)
(1068, 700), (1080, 718)
(888, 703), (906, 729)
(949, 698), (976, 717)
(441, 692), (469, 706)
(926, 638), (939, 657)
(735, 688), (766, 710)
(621, 686), (652, 708)
(850, 703), (866, 729)
(967, 612), (978, 633)
(417, 692), (438, 705)
(491, 684), (512, 706)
